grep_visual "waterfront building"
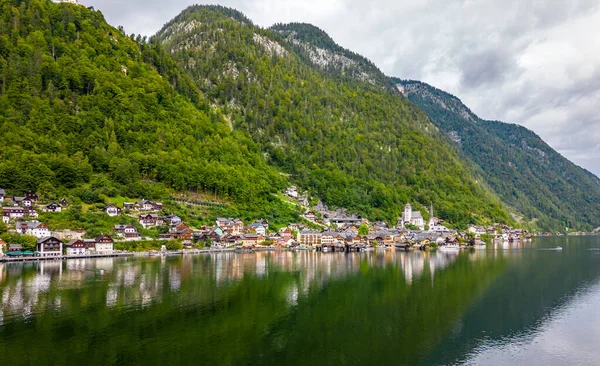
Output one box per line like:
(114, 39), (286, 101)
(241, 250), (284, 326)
(298, 229), (322, 246)
(36, 236), (63, 257)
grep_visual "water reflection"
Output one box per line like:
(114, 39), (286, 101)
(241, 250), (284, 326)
(1, 238), (598, 365)
(0, 250), (484, 327)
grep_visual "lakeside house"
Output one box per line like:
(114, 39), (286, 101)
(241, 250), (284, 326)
(36, 236), (63, 257)
(95, 234), (114, 254)
(298, 229), (322, 246)
(65, 235), (114, 255)
(65, 239), (96, 256)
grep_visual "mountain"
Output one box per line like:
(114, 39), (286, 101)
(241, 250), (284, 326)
(0, 0), (299, 224)
(394, 79), (600, 231)
(154, 5), (512, 227)
(269, 23), (391, 90)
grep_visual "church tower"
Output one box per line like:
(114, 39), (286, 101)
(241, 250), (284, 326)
(428, 204), (435, 230)
(404, 203), (412, 223)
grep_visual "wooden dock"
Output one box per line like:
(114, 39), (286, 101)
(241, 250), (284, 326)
(0, 252), (134, 263)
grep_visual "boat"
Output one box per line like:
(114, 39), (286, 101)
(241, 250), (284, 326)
(473, 241), (486, 249)
(555, 246), (563, 251)
(439, 244), (460, 251)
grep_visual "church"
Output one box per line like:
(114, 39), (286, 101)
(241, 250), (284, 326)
(399, 203), (425, 230)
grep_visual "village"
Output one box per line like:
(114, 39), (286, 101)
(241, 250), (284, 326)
(0, 186), (543, 261)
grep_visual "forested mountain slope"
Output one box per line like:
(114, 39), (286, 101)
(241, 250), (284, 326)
(394, 79), (600, 231)
(155, 5), (511, 227)
(270, 23), (391, 90)
(0, 0), (292, 219)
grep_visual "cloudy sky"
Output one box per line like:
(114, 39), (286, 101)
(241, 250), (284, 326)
(86, 0), (600, 177)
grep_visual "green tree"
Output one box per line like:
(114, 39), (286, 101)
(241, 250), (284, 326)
(358, 224), (369, 236)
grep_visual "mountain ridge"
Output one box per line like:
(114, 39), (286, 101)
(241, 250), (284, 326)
(394, 78), (600, 231)
(154, 5), (513, 227)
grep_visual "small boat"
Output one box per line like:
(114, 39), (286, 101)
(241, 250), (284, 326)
(555, 246), (563, 251)
(439, 244), (460, 251)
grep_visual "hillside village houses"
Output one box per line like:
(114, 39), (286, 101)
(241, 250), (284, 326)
(44, 202), (62, 213)
(105, 203), (121, 217)
(216, 218), (244, 235)
(112, 224), (140, 239)
(139, 214), (164, 228)
(15, 221), (52, 239)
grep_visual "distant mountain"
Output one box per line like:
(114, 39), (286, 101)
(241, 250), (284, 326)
(394, 79), (600, 231)
(270, 23), (391, 90)
(154, 5), (512, 227)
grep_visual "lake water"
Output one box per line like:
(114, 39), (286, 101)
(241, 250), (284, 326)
(1, 237), (599, 365)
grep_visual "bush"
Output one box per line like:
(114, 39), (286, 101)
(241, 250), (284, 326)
(166, 240), (183, 251)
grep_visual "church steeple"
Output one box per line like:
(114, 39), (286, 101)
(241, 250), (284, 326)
(428, 203), (435, 230)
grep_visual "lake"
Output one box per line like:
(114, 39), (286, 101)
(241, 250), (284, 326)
(1, 236), (599, 365)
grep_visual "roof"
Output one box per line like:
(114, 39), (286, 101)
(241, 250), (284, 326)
(37, 236), (61, 244)
(0, 189), (5, 195)
(299, 229), (321, 235)
(16, 221), (46, 230)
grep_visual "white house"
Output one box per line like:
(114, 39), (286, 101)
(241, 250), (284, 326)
(3, 207), (25, 223)
(15, 221), (52, 239)
(113, 224), (140, 239)
(166, 215), (182, 227)
(285, 187), (298, 198)
(320, 231), (338, 245)
(427, 205), (449, 233)
(95, 234), (114, 254)
(65, 239), (95, 256)
(45, 203), (62, 213)
(26, 208), (39, 219)
(105, 204), (121, 217)
(254, 225), (266, 236)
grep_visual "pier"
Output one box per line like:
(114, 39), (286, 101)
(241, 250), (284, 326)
(0, 252), (133, 263)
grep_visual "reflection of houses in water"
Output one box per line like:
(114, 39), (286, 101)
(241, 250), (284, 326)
(0, 249), (495, 319)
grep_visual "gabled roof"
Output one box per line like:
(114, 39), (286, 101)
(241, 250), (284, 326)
(37, 236), (61, 244)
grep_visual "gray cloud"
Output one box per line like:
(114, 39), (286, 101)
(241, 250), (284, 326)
(84, 0), (600, 176)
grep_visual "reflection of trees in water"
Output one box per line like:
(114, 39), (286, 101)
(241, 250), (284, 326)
(0, 251), (488, 322)
(0, 251), (506, 365)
